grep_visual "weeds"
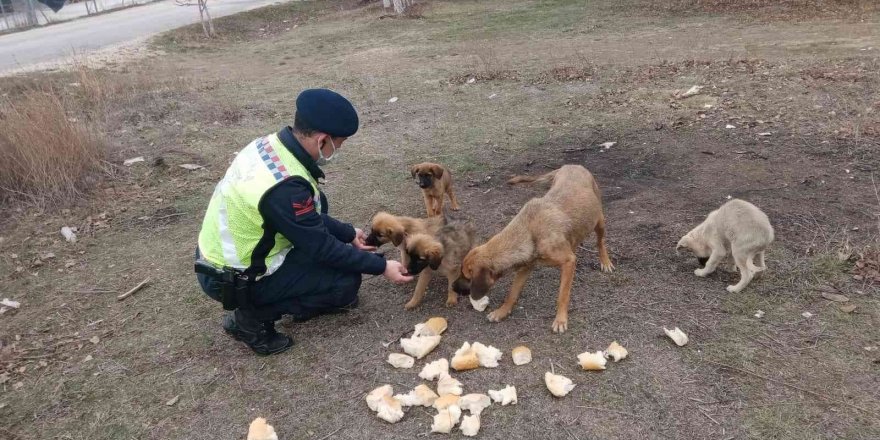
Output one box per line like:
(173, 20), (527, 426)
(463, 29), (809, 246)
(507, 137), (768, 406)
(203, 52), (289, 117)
(0, 89), (106, 204)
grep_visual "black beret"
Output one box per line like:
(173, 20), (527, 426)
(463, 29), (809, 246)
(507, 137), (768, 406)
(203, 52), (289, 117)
(295, 89), (359, 137)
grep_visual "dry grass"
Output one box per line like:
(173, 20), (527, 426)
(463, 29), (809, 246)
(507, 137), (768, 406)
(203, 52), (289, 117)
(0, 88), (106, 204)
(653, 0), (878, 15)
(0, 62), (196, 205)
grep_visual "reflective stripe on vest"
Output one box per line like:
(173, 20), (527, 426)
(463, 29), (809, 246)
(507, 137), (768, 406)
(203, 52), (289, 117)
(197, 133), (320, 276)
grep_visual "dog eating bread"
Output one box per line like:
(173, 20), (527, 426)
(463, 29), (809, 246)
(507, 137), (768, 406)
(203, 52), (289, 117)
(365, 212), (445, 268)
(403, 221), (476, 309)
(676, 199), (773, 293)
(452, 165), (613, 333)
(411, 162), (460, 217)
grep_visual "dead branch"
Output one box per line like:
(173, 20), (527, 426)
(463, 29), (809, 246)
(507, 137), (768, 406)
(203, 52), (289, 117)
(116, 278), (150, 301)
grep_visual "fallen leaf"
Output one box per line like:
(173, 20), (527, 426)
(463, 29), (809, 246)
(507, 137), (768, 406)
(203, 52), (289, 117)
(725, 124), (736, 129)
(757, 132), (772, 136)
(488, 93), (497, 99)
(801, 311), (813, 318)
(166, 395), (180, 406)
(388, 97), (399, 103)
(839, 304), (857, 314)
(754, 310), (765, 318)
(82, 355), (93, 363)
(600, 141), (616, 149)
(466, 78), (476, 84)
(89, 336), (100, 345)
(821, 292), (849, 302)
(178, 164), (204, 170)
(123, 156), (145, 166)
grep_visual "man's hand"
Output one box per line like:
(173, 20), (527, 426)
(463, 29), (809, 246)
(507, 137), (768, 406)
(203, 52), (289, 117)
(384, 260), (413, 284)
(352, 228), (377, 251)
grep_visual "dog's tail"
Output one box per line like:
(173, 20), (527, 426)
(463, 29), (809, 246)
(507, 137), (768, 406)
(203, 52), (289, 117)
(507, 169), (558, 187)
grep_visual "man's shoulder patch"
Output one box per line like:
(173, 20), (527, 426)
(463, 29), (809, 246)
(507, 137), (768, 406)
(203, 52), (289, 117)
(292, 196), (316, 218)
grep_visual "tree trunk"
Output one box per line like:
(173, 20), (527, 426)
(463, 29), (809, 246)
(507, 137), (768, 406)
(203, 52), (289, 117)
(197, 0), (215, 38)
(392, 0), (404, 14)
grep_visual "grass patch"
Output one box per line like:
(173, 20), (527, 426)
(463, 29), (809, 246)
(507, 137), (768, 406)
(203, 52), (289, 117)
(430, 0), (596, 41)
(153, 0), (363, 52)
(744, 404), (823, 440)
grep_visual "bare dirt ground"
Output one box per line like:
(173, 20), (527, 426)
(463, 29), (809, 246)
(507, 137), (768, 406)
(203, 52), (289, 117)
(1, 1), (879, 439)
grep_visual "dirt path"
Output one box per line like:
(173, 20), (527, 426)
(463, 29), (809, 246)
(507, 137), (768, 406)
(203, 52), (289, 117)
(0, 1), (878, 439)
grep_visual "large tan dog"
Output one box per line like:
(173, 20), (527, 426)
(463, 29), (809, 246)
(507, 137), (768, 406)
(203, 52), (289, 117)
(452, 165), (614, 333)
(411, 162), (460, 217)
(676, 199), (774, 293)
(403, 222), (476, 310)
(365, 212), (445, 267)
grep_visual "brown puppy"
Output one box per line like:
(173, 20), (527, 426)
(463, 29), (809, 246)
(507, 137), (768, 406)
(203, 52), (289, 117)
(365, 212), (445, 267)
(403, 222), (476, 310)
(452, 165), (613, 333)
(411, 162), (460, 217)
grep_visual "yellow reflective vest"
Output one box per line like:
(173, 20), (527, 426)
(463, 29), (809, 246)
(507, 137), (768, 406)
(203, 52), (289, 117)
(198, 133), (320, 276)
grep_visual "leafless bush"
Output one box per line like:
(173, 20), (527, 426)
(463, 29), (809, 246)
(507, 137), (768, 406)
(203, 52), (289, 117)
(0, 89), (106, 204)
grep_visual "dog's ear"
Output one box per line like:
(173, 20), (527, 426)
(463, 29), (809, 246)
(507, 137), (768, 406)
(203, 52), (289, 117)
(410, 165), (418, 179)
(391, 229), (406, 247)
(430, 164), (444, 178)
(426, 246), (443, 270)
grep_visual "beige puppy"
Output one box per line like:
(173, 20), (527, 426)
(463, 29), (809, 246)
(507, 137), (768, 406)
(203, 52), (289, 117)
(677, 199), (774, 293)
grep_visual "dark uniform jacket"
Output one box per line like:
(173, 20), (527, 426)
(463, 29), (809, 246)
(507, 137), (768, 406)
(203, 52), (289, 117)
(257, 127), (386, 276)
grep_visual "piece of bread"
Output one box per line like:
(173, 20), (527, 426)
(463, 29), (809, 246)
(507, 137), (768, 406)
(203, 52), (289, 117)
(451, 342), (480, 371)
(376, 395), (404, 423)
(400, 335), (441, 359)
(469, 295), (489, 312)
(544, 372), (575, 397)
(247, 417), (278, 440)
(387, 353), (415, 369)
(421, 317), (448, 336)
(472, 342), (502, 368)
(430, 405), (462, 433)
(577, 350), (607, 371)
(395, 384), (439, 407)
(511, 346), (532, 365)
(458, 393), (491, 415)
(663, 327), (689, 346)
(437, 373), (463, 396)
(460, 414), (480, 437)
(419, 358), (449, 381)
(605, 341), (628, 362)
(488, 385), (517, 406)
(365, 384), (393, 411)
(433, 394), (460, 410)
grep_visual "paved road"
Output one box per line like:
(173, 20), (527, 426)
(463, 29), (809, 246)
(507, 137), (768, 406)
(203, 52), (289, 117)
(0, 0), (287, 73)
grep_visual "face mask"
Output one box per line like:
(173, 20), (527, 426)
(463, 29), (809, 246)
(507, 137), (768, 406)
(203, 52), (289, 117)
(315, 137), (338, 166)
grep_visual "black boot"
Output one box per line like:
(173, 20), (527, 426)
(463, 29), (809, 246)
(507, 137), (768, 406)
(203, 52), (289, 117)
(222, 309), (293, 356)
